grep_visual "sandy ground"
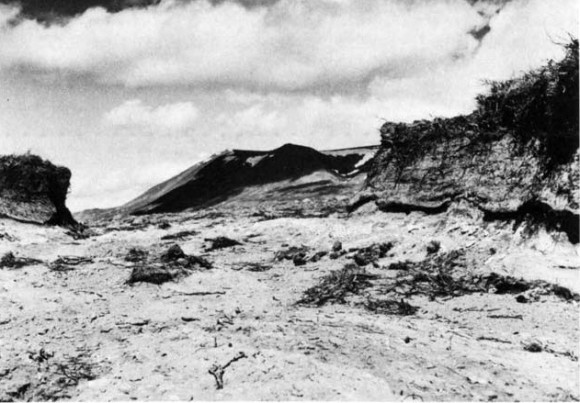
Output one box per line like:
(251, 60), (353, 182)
(0, 204), (578, 401)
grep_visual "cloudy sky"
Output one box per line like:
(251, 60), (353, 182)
(0, 0), (577, 211)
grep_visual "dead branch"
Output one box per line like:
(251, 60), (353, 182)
(175, 291), (226, 296)
(208, 351), (247, 390)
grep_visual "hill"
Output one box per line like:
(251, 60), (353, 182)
(76, 144), (378, 222)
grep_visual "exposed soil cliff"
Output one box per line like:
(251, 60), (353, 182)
(365, 39), (579, 243)
(0, 154), (77, 227)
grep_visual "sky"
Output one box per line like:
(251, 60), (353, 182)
(0, 0), (577, 211)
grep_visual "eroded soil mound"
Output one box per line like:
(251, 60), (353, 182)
(365, 40), (579, 243)
(0, 154), (77, 227)
(127, 244), (212, 285)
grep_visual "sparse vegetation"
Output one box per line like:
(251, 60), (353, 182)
(476, 38), (579, 167)
(297, 263), (379, 306)
(384, 250), (580, 301)
(377, 38), (578, 175)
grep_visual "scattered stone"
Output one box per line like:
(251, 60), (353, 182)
(353, 242), (394, 266)
(516, 295), (529, 303)
(523, 341), (543, 353)
(309, 251), (328, 263)
(329, 250), (346, 260)
(292, 253), (308, 266)
(332, 241), (343, 252)
(275, 245), (310, 262)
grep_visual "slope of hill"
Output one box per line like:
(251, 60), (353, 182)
(0, 154), (77, 227)
(77, 144), (378, 221)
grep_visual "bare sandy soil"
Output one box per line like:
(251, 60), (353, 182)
(0, 202), (578, 401)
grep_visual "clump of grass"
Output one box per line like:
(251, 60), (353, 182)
(476, 38), (579, 167)
(385, 250), (580, 301)
(297, 263), (379, 306)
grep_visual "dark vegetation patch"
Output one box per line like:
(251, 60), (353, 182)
(298, 249), (578, 316)
(384, 250), (580, 301)
(127, 244), (212, 285)
(476, 38), (579, 167)
(297, 263), (379, 306)
(3, 349), (108, 402)
(0, 252), (42, 269)
(205, 236), (242, 251)
(297, 263), (415, 315)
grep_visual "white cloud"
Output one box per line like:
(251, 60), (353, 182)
(469, 0), (578, 81)
(0, 0), (485, 90)
(103, 99), (199, 131)
(1, 0), (578, 212)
